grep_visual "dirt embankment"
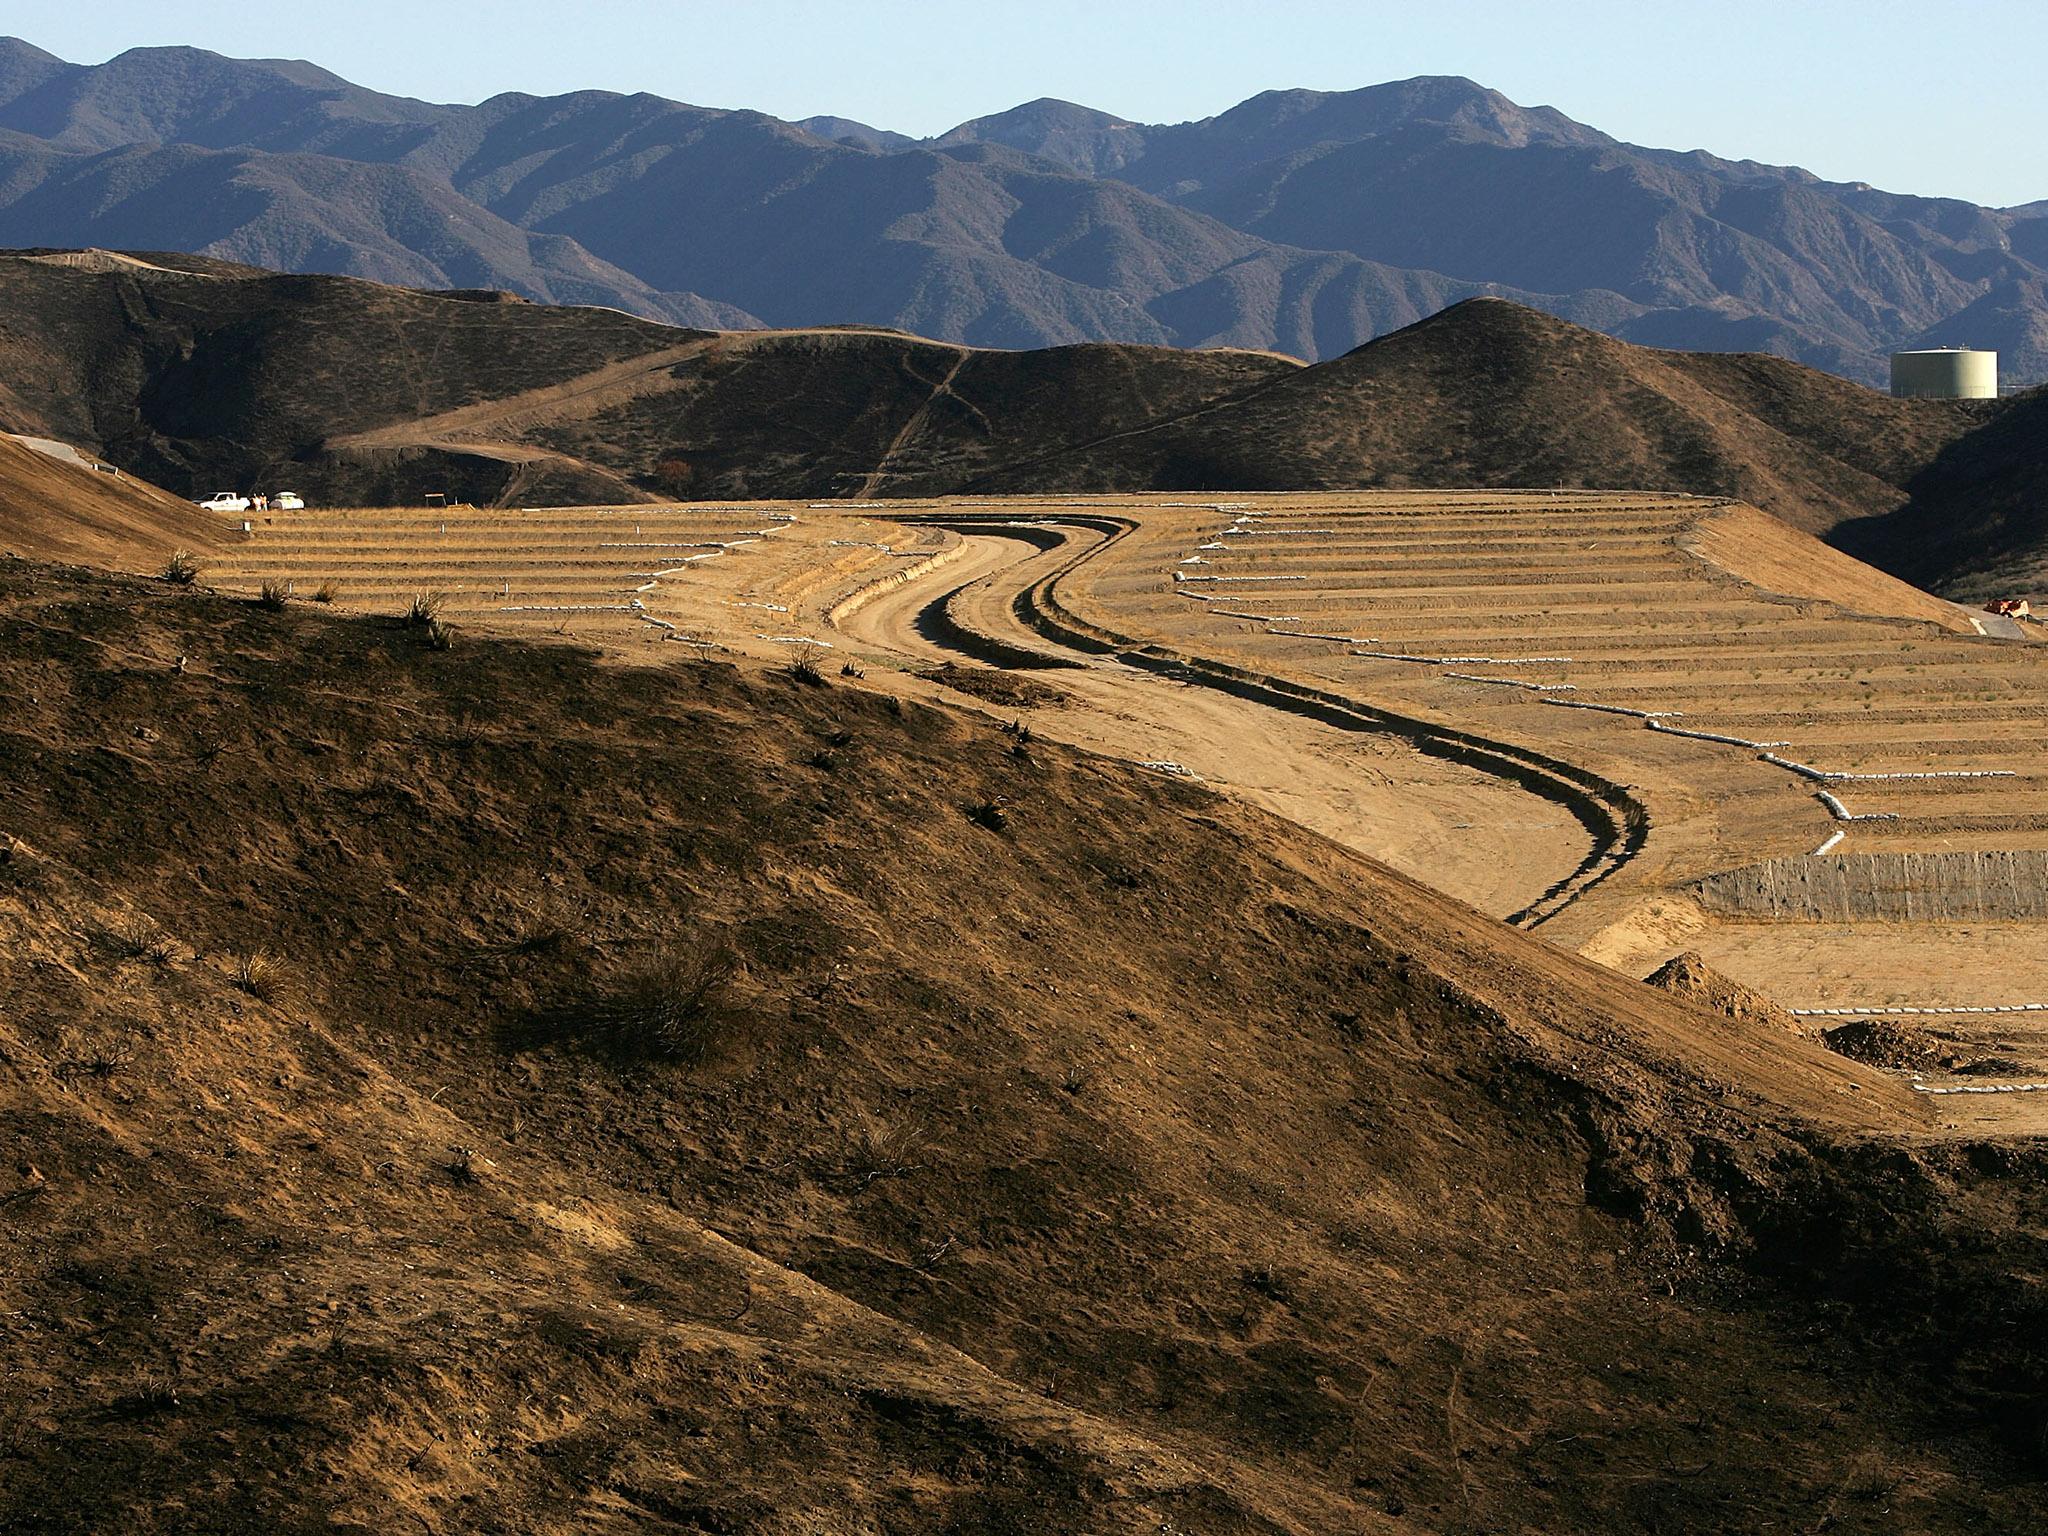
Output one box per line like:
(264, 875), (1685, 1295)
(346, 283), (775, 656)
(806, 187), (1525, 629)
(4, 561), (2048, 1531)
(0, 435), (222, 569)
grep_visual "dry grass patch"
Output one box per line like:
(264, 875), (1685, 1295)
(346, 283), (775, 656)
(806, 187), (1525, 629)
(517, 942), (746, 1067)
(230, 952), (294, 1004)
(405, 591), (448, 627)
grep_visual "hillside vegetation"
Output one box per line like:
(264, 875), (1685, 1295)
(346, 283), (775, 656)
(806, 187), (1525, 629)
(4, 558), (2048, 1531)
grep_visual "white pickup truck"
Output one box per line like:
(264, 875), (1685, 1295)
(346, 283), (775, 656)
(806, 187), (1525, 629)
(197, 491), (251, 513)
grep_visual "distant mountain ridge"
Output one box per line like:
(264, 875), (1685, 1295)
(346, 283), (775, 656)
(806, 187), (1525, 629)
(0, 37), (2042, 382)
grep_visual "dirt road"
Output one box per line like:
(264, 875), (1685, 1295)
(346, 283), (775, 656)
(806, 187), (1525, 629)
(832, 526), (1592, 921)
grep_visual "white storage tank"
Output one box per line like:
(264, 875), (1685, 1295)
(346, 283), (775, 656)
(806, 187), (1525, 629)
(1890, 348), (1998, 398)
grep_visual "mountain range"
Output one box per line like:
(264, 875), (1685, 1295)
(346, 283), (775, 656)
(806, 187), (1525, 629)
(0, 38), (2043, 384)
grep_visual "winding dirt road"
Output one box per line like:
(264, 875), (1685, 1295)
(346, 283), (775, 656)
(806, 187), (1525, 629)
(830, 524), (1593, 921)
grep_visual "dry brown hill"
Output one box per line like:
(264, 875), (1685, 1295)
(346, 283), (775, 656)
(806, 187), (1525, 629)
(2, 253), (2044, 595)
(973, 298), (1989, 534)
(4, 559), (2047, 1531)
(0, 433), (220, 568)
(1830, 388), (2048, 602)
(0, 251), (1294, 509)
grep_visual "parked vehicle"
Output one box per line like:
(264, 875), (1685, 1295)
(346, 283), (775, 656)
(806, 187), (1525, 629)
(272, 491), (305, 510)
(197, 492), (251, 513)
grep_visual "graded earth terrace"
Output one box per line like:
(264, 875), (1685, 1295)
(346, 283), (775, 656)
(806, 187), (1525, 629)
(208, 487), (2048, 1132)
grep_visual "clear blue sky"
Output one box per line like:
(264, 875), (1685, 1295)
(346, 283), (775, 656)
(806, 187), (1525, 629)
(19, 0), (2047, 206)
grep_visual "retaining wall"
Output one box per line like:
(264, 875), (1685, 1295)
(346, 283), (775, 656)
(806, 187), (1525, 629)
(1695, 850), (2048, 921)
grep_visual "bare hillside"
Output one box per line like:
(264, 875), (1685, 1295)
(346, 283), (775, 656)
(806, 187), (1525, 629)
(977, 299), (1987, 532)
(3, 560), (2048, 1531)
(0, 433), (220, 568)
(1, 254), (2043, 593)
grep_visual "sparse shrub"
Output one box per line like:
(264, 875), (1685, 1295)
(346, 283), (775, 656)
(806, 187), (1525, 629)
(56, 1042), (133, 1080)
(162, 551), (201, 586)
(444, 711), (488, 748)
(309, 581), (337, 604)
(967, 798), (1009, 832)
(1839, 1457), (1897, 1503)
(833, 1110), (929, 1190)
(231, 952), (291, 1004)
(506, 904), (574, 957)
(110, 917), (177, 966)
(566, 943), (745, 1064)
(653, 455), (694, 495)
(255, 580), (291, 610)
(423, 617), (454, 651)
(839, 660), (865, 678)
(405, 591), (447, 627)
(446, 1145), (493, 1185)
(109, 1375), (182, 1420)
(785, 643), (827, 687)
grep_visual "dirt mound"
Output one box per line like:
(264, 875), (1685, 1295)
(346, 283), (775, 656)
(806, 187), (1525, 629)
(1645, 950), (1800, 1032)
(917, 660), (1069, 708)
(5, 559), (2048, 1530)
(1823, 1019), (1962, 1071)
(0, 435), (221, 571)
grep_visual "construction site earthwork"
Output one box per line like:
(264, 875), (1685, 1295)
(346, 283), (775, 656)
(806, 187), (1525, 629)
(212, 488), (2048, 1136)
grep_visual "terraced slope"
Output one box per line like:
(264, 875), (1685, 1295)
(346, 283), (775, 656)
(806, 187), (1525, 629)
(205, 488), (2048, 1128)
(1008, 493), (2048, 1113)
(211, 502), (802, 644)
